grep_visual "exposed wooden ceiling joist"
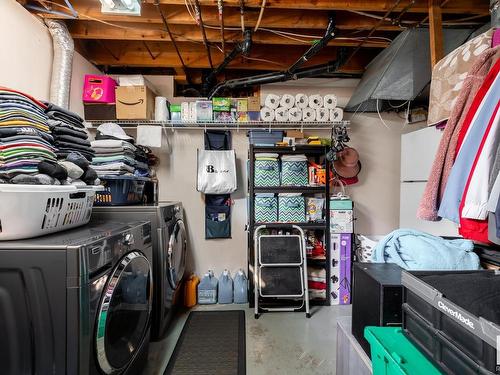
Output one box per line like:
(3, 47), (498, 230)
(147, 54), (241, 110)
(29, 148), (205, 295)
(66, 21), (390, 47)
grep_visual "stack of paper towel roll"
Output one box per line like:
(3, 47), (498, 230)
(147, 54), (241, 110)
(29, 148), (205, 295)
(260, 93), (344, 122)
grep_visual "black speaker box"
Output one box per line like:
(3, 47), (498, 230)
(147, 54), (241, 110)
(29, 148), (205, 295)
(352, 262), (403, 356)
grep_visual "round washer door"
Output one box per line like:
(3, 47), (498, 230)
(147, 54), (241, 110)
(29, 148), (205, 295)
(167, 220), (187, 290)
(96, 251), (153, 374)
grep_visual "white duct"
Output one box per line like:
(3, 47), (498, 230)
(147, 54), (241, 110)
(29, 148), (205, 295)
(45, 20), (74, 109)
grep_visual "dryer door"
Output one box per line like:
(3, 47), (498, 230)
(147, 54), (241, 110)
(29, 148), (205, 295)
(167, 220), (187, 290)
(95, 251), (153, 374)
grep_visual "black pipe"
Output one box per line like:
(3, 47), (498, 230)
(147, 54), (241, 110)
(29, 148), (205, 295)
(287, 16), (337, 74)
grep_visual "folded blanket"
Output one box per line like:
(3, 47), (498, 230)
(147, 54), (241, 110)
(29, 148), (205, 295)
(91, 139), (137, 151)
(282, 154), (307, 162)
(371, 229), (479, 270)
(92, 155), (136, 166)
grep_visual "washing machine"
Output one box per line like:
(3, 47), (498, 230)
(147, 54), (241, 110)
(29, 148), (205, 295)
(92, 202), (187, 341)
(0, 220), (153, 375)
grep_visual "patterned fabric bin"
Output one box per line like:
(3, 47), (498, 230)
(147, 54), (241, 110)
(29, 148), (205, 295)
(281, 160), (308, 186)
(255, 160), (280, 186)
(278, 196), (306, 222)
(255, 196), (278, 222)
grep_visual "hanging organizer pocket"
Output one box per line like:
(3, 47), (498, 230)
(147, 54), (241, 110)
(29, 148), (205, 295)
(206, 205), (231, 239)
(255, 160), (280, 187)
(255, 195), (278, 223)
(278, 196), (306, 222)
(281, 160), (308, 186)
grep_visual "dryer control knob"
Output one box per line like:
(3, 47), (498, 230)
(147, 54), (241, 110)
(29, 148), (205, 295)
(124, 233), (135, 246)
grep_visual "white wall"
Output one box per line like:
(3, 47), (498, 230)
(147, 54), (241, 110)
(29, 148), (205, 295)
(156, 78), (410, 276)
(0, 0), (100, 117)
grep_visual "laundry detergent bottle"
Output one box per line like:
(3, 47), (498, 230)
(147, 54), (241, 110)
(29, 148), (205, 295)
(218, 269), (233, 304)
(233, 269), (248, 304)
(184, 274), (200, 308)
(198, 270), (218, 304)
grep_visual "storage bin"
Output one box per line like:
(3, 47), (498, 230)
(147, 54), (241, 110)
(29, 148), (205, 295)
(205, 205), (231, 239)
(402, 270), (500, 375)
(364, 326), (441, 375)
(278, 196), (305, 222)
(0, 184), (100, 240)
(255, 196), (278, 222)
(254, 160), (280, 187)
(82, 75), (117, 104)
(248, 130), (284, 145)
(94, 176), (149, 206)
(281, 160), (308, 186)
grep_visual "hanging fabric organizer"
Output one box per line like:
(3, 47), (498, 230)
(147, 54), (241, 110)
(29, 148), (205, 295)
(203, 131), (233, 239)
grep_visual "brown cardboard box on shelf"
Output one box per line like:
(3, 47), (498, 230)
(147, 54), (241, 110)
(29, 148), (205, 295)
(83, 103), (116, 121)
(115, 86), (155, 119)
(247, 96), (260, 111)
(286, 130), (305, 139)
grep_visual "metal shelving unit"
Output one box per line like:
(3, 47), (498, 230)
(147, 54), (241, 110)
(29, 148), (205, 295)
(248, 144), (331, 308)
(86, 120), (349, 131)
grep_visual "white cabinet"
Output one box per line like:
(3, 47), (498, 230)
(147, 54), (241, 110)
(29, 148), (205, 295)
(400, 182), (458, 236)
(401, 126), (443, 182)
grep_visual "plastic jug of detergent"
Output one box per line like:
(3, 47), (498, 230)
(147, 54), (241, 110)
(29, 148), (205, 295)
(233, 269), (248, 304)
(184, 274), (200, 308)
(218, 270), (233, 304)
(198, 270), (218, 304)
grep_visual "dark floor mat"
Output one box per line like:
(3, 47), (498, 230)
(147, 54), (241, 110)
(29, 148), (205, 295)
(164, 310), (246, 375)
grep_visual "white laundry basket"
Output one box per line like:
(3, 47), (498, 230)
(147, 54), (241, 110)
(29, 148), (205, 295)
(0, 184), (101, 240)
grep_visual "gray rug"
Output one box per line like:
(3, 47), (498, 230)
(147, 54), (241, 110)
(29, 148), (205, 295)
(164, 310), (246, 375)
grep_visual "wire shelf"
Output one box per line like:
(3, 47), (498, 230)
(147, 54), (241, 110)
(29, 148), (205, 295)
(85, 120), (350, 131)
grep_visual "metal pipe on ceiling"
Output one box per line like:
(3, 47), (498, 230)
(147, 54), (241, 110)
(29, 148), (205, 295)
(153, 0), (192, 85)
(193, 0), (214, 69)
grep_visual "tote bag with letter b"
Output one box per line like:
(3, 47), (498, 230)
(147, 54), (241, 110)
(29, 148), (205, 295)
(197, 149), (237, 194)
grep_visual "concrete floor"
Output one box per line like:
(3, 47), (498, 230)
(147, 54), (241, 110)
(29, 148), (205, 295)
(146, 304), (352, 375)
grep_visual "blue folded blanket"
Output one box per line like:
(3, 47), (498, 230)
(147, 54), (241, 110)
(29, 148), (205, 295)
(371, 229), (480, 270)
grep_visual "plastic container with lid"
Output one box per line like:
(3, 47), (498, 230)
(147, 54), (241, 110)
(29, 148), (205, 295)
(218, 270), (233, 304)
(233, 269), (248, 304)
(198, 270), (218, 304)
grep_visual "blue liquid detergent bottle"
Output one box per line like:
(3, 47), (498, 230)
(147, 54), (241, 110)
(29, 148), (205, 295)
(233, 269), (248, 304)
(198, 270), (218, 304)
(218, 269), (233, 304)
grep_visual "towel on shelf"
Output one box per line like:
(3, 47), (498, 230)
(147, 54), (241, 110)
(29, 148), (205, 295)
(371, 229), (480, 270)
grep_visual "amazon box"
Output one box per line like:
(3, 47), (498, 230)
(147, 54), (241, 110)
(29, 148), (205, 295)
(116, 85), (154, 119)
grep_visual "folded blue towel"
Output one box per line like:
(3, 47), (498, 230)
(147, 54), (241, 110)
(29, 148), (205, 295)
(371, 229), (480, 270)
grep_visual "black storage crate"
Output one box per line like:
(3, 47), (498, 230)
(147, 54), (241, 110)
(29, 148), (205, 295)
(402, 270), (500, 375)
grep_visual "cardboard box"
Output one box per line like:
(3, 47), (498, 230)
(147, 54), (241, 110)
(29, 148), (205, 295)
(330, 234), (352, 305)
(196, 100), (213, 122)
(83, 103), (116, 121)
(247, 96), (260, 111)
(236, 99), (248, 112)
(286, 130), (304, 139)
(248, 111), (260, 121)
(115, 85), (154, 119)
(212, 97), (231, 112)
(330, 209), (354, 233)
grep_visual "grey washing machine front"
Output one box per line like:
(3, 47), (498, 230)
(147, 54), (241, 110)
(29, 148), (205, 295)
(0, 220), (153, 375)
(92, 202), (187, 341)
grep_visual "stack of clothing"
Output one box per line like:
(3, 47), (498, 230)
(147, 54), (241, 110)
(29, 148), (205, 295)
(307, 266), (327, 300)
(91, 123), (153, 178)
(44, 103), (95, 161)
(0, 88), (57, 182)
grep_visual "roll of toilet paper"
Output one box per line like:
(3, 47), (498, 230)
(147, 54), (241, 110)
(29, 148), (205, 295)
(155, 96), (169, 122)
(330, 107), (344, 122)
(275, 107), (289, 122)
(316, 108), (329, 122)
(265, 94), (280, 109)
(295, 93), (309, 109)
(324, 94), (338, 109)
(288, 107), (302, 122)
(260, 107), (275, 122)
(279, 94), (295, 109)
(308, 94), (323, 109)
(302, 107), (316, 122)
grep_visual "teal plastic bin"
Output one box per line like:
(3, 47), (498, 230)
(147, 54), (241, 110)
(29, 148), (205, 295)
(364, 326), (442, 375)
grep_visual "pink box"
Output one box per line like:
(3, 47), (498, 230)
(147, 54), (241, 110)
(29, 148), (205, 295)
(82, 75), (117, 104)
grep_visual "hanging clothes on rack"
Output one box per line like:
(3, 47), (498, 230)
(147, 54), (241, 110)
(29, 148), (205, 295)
(418, 46), (500, 221)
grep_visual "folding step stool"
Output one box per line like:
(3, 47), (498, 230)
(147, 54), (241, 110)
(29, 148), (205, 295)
(253, 225), (310, 318)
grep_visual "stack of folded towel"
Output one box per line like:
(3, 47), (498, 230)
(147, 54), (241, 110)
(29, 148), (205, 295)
(307, 266), (327, 299)
(91, 139), (137, 176)
(0, 88), (58, 182)
(44, 103), (95, 161)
